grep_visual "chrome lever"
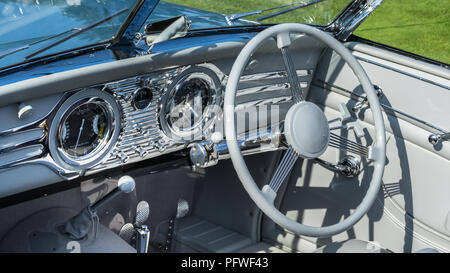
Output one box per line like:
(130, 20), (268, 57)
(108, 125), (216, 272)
(329, 103), (365, 138)
(352, 85), (383, 112)
(315, 155), (361, 177)
(136, 225), (150, 253)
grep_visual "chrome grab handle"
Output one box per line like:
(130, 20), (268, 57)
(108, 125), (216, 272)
(429, 132), (450, 145)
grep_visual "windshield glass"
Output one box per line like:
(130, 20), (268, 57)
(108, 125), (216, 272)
(0, 0), (354, 70)
(0, 0), (140, 69)
(158, 0), (353, 29)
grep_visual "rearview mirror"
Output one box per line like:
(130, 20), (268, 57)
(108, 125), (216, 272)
(145, 15), (191, 49)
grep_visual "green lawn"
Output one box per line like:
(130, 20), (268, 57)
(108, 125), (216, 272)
(165, 0), (450, 64)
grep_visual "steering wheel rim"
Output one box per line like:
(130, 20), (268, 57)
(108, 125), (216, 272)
(224, 23), (386, 238)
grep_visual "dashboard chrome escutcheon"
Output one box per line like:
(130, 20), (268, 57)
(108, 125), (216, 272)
(132, 87), (154, 110)
(160, 66), (222, 141)
(48, 88), (121, 170)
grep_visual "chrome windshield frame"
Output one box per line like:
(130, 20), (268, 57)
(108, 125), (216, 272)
(114, 0), (161, 46)
(326, 0), (385, 41)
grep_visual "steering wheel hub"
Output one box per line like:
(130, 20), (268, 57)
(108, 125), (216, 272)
(284, 102), (329, 159)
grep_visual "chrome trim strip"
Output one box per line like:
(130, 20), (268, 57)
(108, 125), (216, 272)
(0, 128), (46, 152)
(331, 0), (384, 41)
(0, 144), (44, 169)
(239, 70), (312, 83)
(315, 80), (450, 136)
(355, 56), (450, 90)
(237, 83), (290, 96)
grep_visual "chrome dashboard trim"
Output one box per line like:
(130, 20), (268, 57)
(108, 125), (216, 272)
(48, 88), (122, 171)
(0, 64), (314, 180)
(94, 68), (181, 170)
(0, 144), (44, 169)
(159, 65), (223, 142)
(315, 80), (450, 136)
(355, 56), (450, 90)
(236, 69), (313, 106)
(190, 124), (283, 169)
(0, 153), (82, 180)
(0, 128), (46, 152)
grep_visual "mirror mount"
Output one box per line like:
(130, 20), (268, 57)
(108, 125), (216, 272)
(143, 15), (191, 52)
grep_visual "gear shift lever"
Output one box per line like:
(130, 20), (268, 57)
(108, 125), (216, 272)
(60, 176), (136, 240)
(91, 176), (135, 210)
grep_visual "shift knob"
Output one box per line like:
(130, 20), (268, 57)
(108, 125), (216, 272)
(91, 176), (135, 211)
(118, 175), (136, 193)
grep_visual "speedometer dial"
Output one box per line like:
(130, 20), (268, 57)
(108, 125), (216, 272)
(160, 66), (221, 140)
(59, 102), (109, 158)
(167, 77), (211, 132)
(49, 88), (120, 170)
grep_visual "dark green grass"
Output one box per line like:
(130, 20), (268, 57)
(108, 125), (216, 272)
(164, 0), (450, 64)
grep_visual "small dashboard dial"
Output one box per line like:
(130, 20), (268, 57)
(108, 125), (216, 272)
(59, 102), (109, 158)
(132, 87), (154, 110)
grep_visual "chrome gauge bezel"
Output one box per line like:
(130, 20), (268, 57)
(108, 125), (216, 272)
(132, 86), (155, 110)
(57, 100), (113, 162)
(48, 89), (121, 170)
(160, 66), (222, 141)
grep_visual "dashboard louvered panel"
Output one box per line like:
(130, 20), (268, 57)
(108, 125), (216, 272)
(93, 69), (180, 170)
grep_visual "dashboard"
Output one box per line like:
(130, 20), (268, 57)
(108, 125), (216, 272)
(0, 62), (314, 185)
(47, 64), (226, 177)
(0, 33), (325, 199)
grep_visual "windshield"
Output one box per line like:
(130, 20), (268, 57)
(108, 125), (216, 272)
(0, 0), (354, 70)
(0, 0), (140, 69)
(158, 0), (353, 29)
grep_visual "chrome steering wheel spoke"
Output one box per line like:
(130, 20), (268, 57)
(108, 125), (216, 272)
(277, 32), (303, 102)
(328, 132), (369, 158)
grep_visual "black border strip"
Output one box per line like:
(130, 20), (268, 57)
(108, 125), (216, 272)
(348, 35), (450, 69)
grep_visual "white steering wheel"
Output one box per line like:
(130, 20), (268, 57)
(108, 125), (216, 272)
(224, 23), (386, 237)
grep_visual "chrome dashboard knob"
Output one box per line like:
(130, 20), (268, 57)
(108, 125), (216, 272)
(136, 146), (148, 158)
(190, 143), (208, 168)
(17, 103), (33, 120)
(119, 152), (129, 163)
(211, 131), (223, 144)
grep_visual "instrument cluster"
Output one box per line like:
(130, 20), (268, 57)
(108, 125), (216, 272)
(48, 64), (223, 176)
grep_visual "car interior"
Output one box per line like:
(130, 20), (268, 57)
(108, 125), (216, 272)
(0, 1), (449, 254)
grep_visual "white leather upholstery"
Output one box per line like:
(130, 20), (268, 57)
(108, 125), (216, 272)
(237, 242), (290, 253)
(314, 239), (389, 253)
(236, 240), (388, 253)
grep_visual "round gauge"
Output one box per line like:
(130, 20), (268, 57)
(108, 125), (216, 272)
(166, 77), (211, 132)
(48, 88), (121, 169)
(133, 87), (154, 110)
(161, 66), (221, 141)
(59, 102), (109, 158)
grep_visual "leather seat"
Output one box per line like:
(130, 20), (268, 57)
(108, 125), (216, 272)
(314, 239), (389, 253)
(237, 240), (390, 253)
(239, 240), (439, 253)
(237, 242), (290, 253)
